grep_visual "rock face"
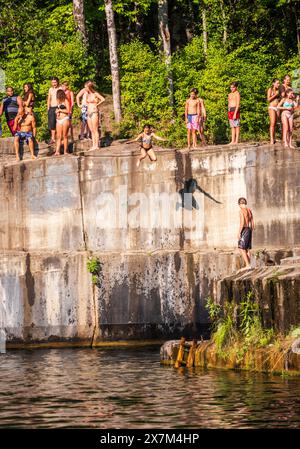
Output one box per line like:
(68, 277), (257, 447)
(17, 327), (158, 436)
(0, 139), (299, 345)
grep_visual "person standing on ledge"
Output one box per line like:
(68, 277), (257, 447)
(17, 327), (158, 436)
(13, 105), (37, 161)
(237, 197), (254, 271)
(228, 82), (240, 145)
(267, 78), (280, 145)
(47, 77), (60, 145)
(0, 87), (22, 136)
(185, 88), (206, 149)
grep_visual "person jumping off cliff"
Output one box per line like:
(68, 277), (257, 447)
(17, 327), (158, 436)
(126, 124), (167, 167)
(237, 197), (254, 270)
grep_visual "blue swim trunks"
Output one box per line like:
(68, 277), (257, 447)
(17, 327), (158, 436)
(16, 131), (33, 144)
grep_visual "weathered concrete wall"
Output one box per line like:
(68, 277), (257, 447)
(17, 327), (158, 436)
(1, 143), (300, 252)
(219, 260), (300, 333)
(0, 251), (94, 344)
(0, 142), (299, 344)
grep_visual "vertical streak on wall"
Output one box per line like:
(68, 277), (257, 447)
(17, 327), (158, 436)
(77, 156), (88, 251)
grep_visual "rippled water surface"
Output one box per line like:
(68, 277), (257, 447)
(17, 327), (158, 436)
(0, 347), (299, 428)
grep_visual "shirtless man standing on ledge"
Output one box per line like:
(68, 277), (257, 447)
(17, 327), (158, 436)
(228, 81), (240, 145)
(185, 88), (206, 150)
(237, 197), (254, 270)
(47, 77), (60, 145)
(13, 106), (37, 161)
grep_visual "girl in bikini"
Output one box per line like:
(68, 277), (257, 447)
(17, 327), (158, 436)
(22, 83), (35, 112)
(84, 80), (105, 150)
(277, 89), (299, 148)
(267, 78), (280, 145)
(126, 124), (167, 167)
(54, 89), (71, 156)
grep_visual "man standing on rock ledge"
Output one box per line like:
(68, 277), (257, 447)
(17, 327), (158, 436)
(237, 197), (254, 271)
(47, 77), (60, 145)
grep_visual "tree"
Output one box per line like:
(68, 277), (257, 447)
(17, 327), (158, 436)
(104, 0), (122, 123)
(73, 0), (88, 47)
(158, 0), (174, 109)
(201, 1), (208, 58)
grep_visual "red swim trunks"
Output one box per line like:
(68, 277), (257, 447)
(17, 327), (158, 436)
(7, 119), (17, 136)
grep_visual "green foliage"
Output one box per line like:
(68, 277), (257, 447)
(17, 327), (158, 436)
(87, 257), (102, 285)
(213, 302), (236, 357)
(0, 0), (300, 144)
(120, 37), (299, 145)
(0, 0), (95, 140)
(205, 296), (221, 331)
(87, 257), (101, 275)
(210, 291), (275, 361)
(119, 39), (173, 137)
(289, 326), (300, 338)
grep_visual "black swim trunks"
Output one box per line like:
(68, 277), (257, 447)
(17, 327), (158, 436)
(48, 106), (57, 130)
(238, 227), (252, 250)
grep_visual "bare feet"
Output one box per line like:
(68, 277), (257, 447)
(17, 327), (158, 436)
(289, 145), (296, 149)
(54, 152), (60, 156)
(16, 157), (20, 162)
(31, 155), (37, 160)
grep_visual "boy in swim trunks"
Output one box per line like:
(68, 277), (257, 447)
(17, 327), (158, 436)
(47, 77), (60, 144)
(228, 82), (240, 144)
(237, 197), (254, 270)
(13, 106), (37, 161)
(185, 88), (206, 149)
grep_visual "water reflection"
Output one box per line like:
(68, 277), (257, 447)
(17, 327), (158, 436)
(0, 348), (299, 428)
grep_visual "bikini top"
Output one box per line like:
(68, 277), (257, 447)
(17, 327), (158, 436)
(86, 94), (98, 104)
(141, 133), (152, 145)
(57, 103), (67, 110)
(283, 101), (294, 108)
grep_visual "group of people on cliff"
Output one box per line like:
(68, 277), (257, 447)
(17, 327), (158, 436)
(0, 74), (299, 162)
(0, 79), (105, 160)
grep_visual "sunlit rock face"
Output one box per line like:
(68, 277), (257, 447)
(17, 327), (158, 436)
(0, 140), (299, 345)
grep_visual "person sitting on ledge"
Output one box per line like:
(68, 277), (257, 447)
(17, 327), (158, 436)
(13, 106), (37, 161)
(237, 197), (254, 271)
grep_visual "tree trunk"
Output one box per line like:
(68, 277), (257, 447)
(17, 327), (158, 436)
(220, 0), (227, 45)
(73, 0), (88, 47)
(104, 0), (122, 123)
(201, 1), (208, 58)
(158, 0), (174, 109)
